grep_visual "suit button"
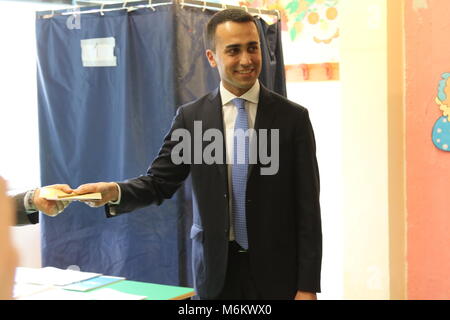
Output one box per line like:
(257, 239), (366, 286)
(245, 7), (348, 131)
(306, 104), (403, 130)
(247, 199), (252, 203)
(224, 194), (227, 198)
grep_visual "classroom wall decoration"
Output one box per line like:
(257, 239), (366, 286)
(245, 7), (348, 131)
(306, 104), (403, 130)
(405, 0), (450, 299)
(239, 0), (340, 65)
(432, 73), (450, 151)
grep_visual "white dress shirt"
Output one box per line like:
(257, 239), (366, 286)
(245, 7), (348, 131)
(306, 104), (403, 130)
(220, 80), (260, 241)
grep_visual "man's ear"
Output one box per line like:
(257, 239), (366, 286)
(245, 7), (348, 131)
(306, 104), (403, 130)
(205, 49), (217, 68)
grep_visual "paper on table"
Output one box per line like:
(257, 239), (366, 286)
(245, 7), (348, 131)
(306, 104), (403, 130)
(13, 283), (53, 299)
(88, 288), (147, 300)
(63, 276), (125, 292)
(18, 287), (147, 300)
(17, 287), (90, 300)
(15, 267), (102, 286)
(39, 187), (102, 201)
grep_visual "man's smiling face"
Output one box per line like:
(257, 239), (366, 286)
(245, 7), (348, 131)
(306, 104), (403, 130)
(206, 21), (262, 97)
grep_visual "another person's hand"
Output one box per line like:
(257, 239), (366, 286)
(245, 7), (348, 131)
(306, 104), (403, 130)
(73, 182), (119, 207)
(0, 177), (18, 300)
(34, 184), (73, 217)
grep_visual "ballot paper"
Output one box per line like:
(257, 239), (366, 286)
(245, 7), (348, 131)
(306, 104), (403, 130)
(15, 267), (102, 286)
(39, 187), (102, 201)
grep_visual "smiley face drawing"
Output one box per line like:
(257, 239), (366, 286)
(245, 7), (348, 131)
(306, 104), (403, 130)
(432, 73), (450, 151)
(305, 0), (339, 44)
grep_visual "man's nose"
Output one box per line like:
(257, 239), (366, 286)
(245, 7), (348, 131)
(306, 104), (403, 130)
(240, 51), (252, 66)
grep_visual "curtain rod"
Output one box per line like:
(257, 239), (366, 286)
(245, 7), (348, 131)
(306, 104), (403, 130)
(36, 0), (280, 20)
(7, 0), (104, 5)
(179, 0), (280, 18)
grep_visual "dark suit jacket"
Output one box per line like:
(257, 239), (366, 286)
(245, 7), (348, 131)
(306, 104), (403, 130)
(14, 193), (39, 226)
(106, 84), (322, 299)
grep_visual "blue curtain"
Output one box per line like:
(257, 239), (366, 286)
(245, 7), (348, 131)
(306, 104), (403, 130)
(36, 4), (286, 287)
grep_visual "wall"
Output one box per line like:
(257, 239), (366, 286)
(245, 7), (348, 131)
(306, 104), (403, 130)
(340, 0), (392, 299)
(1, 2), (46, 269)
(387, 0), (407, 301)
(0, 1), (70, 269)
(405, 0), (450, 300)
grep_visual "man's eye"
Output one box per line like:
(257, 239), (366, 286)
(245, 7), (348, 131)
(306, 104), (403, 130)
(227, 48), (239, 55)
(248, 46), (258, 53)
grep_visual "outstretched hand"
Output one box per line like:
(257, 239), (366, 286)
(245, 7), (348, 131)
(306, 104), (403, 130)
(34, 184), (73, 216)
(73, 182), (119, 208)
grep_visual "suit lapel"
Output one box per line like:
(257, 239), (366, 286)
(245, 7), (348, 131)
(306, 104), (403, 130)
(248, 85), (278, 179)
(205, 88), (228, 184)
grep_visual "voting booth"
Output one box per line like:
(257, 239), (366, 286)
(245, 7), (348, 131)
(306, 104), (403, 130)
(35, 1), (286, 289)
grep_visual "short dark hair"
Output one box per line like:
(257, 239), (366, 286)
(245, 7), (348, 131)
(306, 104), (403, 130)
(205, 9), (257, 51)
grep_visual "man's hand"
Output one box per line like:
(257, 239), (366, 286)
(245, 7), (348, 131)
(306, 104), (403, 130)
(73, 182), (119, 208)
(295, 291), (317, 300)
(34, 184), (73, 217)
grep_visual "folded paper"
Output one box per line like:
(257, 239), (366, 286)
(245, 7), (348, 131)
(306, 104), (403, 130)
(40, 187), (102, 201)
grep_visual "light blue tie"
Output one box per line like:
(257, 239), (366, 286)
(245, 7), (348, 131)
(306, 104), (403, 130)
(232, 98), (249, 250)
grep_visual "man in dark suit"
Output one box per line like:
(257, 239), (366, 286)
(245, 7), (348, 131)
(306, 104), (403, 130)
(74, 9), (322, 300)
(14, 184), (72, 226)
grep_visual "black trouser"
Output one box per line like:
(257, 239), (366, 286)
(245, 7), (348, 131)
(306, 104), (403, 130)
(214, 241), (261, 300)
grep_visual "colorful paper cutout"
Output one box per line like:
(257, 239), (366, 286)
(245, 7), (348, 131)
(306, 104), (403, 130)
(432, 73), (450, 151)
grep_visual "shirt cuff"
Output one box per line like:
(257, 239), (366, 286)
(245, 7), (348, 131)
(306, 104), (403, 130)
(24, 189), (38, 214)
(108, 183), (121, 205)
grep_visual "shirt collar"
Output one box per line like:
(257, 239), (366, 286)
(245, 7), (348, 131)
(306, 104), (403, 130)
(220, 80), (260, 106)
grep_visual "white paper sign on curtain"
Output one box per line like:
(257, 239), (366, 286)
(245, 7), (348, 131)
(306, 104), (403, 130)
(81, 37), (117, 67)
